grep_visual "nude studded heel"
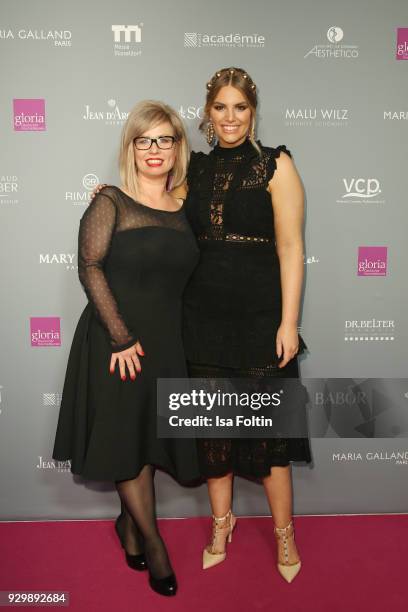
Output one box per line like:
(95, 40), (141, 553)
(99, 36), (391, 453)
(273, 520), (302, 583)
(202, 509), (237, 570)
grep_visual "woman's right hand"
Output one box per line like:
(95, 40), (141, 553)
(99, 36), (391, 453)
(90, 183), (107, 200)
(110, 341), (145, 381)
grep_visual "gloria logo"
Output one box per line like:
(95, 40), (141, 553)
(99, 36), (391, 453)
(396, 28), (408, 60)
(358, 247), (387, 277)
(13, 99), (46, 131)
(30, 317), (61, 347)
(304, 26), (358, 59)
(184, 31), (265, 48)
(284, 108), (349, 128)
(0, 175), (19, 205)
(83, 99), (128, 126)
(112, 24), (143, 57)
(337, 177), (384, 204)
(65, 173), (99, 206)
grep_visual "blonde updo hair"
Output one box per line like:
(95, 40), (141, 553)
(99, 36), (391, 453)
(119, 99), (189, 198)
(200, 67), (261, 155)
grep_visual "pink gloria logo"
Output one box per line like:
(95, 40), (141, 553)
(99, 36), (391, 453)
(13, 99), (46, 131)
(358, 247), (387, 277)
(396, 28), (408, 60)
(30, 317), (61, 347)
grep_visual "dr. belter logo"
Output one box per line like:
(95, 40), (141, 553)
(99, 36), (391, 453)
(112, 24), (143, 57)
(30, 317), (61, 347)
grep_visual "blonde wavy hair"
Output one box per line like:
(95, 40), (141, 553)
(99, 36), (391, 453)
(119, 100), (189, 197)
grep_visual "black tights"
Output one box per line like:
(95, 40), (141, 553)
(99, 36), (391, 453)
(115, 465), (173, 579)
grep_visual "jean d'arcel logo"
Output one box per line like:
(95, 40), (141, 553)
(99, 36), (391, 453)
(184, 31), (265, 48)
(83, 99), (129, 126)
(304, 26), (358, 59)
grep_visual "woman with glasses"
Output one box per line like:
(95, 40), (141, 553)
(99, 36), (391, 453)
(52, 100), (200, 597)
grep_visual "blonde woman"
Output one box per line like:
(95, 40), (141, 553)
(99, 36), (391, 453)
(53, 100), (200, 597)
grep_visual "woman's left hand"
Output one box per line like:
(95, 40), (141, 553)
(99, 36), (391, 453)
(276, 323), (299, 368)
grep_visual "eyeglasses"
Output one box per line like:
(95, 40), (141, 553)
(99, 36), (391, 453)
(133, 136), (177, 150)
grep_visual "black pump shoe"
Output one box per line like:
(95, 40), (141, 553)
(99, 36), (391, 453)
(115, 516), (147, 571)
(148, 571), (177, 597)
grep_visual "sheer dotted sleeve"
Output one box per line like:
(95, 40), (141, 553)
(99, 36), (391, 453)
(78, 190), (137, 352)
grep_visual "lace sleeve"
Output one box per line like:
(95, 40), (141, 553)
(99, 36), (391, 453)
(78, 189), (137, 352)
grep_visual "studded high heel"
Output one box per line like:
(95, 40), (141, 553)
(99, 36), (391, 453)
(202, 509), (237, 570)
(273, 520), (301, 583)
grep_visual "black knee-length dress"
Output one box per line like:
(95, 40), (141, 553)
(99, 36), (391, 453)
(182, 139), (312, 480)
(52, 186), (201, 483)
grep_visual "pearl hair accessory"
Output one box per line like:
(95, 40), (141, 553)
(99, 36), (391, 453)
(206, 68), (257, 92)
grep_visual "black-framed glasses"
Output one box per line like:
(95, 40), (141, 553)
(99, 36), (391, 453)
(133, 136), (177, 150)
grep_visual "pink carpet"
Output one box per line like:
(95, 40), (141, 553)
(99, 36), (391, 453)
(1, 515), (407, 612)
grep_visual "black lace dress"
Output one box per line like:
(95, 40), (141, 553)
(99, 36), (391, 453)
(182, 139), (312, 479)
(53, 185), (201, 483)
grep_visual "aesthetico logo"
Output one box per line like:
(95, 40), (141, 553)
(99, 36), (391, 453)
(304, 26), (359, 59)
(13, 99), (46, 131)
(358, 247), (387, 277)
(30, 317), (61, 347)
(396, 28), (408, 60)
(184, 32), (265, 48)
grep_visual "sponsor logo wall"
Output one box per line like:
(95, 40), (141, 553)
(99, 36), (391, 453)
(0, 0), (407, 520)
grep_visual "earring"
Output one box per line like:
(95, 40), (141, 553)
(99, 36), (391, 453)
(206, 121), (215, 146)
(248, 118), (256, 141)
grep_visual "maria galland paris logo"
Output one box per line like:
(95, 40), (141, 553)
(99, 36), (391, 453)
(304, 27), (359, 59)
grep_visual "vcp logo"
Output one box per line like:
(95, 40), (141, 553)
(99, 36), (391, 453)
(179, 105), (204, 120)
(338, 178), (385, 204)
